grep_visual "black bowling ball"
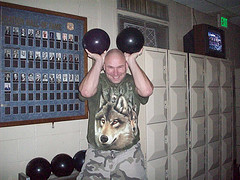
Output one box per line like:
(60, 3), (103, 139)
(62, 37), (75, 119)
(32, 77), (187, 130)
(82, 28), (110, 54)
(51, 153), (74, 177)
(116, 27), (144, 54)
(26, 157), (51, 180)
(73, 150), (86, 172)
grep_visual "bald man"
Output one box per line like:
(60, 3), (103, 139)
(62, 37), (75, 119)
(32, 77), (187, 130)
(78, 48), (153, 180)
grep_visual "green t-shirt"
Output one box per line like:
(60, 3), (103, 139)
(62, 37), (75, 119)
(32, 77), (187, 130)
(80, 73), (149, 151)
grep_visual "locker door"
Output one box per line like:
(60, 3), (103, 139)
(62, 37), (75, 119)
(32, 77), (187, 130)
(169, 88), (188, 120)
(146, 122), (167, 161)
(208, 114), (219, 143)
(168, 52), (187, 87)
(147, 157), (168, 180)
(189, 54), (204, 87)
(208, 167), (219, 180)
(191, 117), (205, 148)
(221, 88), (232, 113)
(170, 150), (188, 179)
(208, 141), (220, 171)
(192, 174), (205, 180)
(220, 61), (232, 87)
(191, 146), (205, 179)
(171, 119), (188, 154)
(221, 137), (232, 165)
(146, 88), (167, 124)
(145, 49), (167, 86)
(206, 88), (219, 115)
(221, 113), (232, 139)
(221, 162), (232, 180)
(191, 88), (205, 118)
(205, 57), (219, 87)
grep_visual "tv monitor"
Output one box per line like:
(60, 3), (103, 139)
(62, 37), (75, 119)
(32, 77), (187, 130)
(208, 30), (223, 52)
(184, 24), (225, 58)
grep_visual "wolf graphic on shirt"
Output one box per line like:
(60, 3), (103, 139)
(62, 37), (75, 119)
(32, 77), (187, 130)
(94, 95), (138, 150)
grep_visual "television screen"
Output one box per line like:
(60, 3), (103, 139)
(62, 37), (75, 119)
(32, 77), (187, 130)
(208, 30), (223, 52)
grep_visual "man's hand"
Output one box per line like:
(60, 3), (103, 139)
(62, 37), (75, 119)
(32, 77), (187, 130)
(124, 48), (143, 66)
(85, 49), (107, 68)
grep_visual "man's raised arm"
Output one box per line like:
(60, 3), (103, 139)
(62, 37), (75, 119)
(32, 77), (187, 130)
(79, 50), (106, 98)
(124, 48), (154, 97)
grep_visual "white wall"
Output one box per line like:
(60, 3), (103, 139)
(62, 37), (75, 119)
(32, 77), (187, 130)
(0, 0), (240, 179)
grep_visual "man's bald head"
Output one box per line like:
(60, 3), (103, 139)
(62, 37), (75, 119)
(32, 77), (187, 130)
(104, 49), (128, 84)
(105, 49), (125, 63)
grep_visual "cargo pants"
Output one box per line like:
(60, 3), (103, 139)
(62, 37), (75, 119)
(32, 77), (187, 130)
(77, 143), (147, 180)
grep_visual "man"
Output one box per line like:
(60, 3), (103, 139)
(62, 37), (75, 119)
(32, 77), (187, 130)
(78, 48), (153, 180)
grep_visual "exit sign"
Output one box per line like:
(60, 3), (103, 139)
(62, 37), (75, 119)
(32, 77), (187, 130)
(221, 17), (228, 28)
(218, 15), (228, 28)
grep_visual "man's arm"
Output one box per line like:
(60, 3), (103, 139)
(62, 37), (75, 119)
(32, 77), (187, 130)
(79, 50), (106, 98)
(124, 48), (154, 97)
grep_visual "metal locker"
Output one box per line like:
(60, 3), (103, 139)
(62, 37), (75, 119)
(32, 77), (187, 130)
(208, 141), (220, 171)
(191, 88), (205, 118)
(189, 54), (205, 87)
(169, 88), (188, 120)
(168, 52), (187, 87)
(145, 49), (167, 86)
(206, 88), (219, 115)
(147, 157), (168, 180)
(208, 167), (219, 180)
(171, 119), (188, 154)
(220, 61), (232, 87)
(192, 174), (205, 180)
(236, 110), (240, 127)
(221, 137), (232, 165)
(191, 117), (205, 148)
(146, 122), (167, 161)
(220, 88), (232, 113)
(221, 162), (232, 180)
(191, 146), (205, 179)
(146, 88), (167, 125)
(170, 150), (188, 180)
(205, 57), (220, 87)
(221, 113), (232, 139)
(207, 114), (219, 143)
(140, 49), (234, 180)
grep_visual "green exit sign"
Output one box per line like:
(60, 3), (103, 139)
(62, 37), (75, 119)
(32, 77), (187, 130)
(220, 16), (228, 28)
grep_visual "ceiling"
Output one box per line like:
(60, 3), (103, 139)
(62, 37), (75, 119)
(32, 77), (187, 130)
(172, 0), (240, 27)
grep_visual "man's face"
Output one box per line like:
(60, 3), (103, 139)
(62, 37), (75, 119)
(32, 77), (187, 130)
(104, 53), (128, 84)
